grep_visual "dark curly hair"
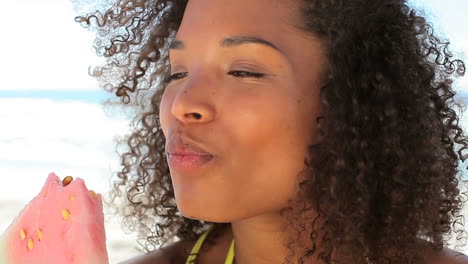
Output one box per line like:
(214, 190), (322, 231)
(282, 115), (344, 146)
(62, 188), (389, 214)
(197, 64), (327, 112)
(75, 0), (468, 263)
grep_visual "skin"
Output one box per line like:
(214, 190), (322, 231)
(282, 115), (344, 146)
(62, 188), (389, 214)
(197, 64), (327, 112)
(117, 0), (468, 264)
(159, 0), (329, 263)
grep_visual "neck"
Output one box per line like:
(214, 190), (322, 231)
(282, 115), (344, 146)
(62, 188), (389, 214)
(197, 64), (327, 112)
(230, 212), (324, 264)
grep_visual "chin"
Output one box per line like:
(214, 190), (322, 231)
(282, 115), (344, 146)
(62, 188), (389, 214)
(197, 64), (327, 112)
(178, 206), (234, 223)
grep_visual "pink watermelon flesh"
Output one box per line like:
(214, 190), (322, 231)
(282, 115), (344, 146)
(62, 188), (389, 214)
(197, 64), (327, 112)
(0, 172), (109, 264)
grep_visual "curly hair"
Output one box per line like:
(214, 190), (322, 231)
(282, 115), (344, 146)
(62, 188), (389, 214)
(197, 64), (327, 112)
(75, 0), (468, 263)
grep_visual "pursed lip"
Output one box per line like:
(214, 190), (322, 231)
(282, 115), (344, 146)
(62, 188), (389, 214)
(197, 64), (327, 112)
(166, 134), (214, 157)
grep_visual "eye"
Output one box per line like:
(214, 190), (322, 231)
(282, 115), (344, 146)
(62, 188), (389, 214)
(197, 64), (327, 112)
(164, 70), (266, 84)
(228, 70), (265, 79)
(164, 72), (187, 84)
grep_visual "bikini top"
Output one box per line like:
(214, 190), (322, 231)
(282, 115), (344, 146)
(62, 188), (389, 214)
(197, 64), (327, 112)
(185, 226), (375, 264)
(185, 225), (235, 264)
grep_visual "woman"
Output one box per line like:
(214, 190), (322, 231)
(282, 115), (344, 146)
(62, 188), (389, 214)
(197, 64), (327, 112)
(76, 0), (468, 263)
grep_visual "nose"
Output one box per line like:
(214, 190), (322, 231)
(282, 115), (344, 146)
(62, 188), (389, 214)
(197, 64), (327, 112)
(169, 72), (217, 124)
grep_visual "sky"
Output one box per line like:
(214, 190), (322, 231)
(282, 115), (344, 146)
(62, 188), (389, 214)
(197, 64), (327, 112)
(0, 0), (467, 260)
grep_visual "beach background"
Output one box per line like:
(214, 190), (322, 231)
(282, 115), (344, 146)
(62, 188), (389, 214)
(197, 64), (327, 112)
(0, 0), (467, 263)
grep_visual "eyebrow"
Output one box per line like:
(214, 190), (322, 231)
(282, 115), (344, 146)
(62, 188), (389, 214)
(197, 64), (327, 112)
(169, 35), (284, 55)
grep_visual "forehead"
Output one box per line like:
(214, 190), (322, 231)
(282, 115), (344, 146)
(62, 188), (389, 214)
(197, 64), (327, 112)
(174, 0), (303, 52)
(181, 0), (297, 25)
(174, 0), (328, 80)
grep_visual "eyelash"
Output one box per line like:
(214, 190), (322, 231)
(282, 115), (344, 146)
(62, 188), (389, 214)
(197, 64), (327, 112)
(164, 70), (265, 84)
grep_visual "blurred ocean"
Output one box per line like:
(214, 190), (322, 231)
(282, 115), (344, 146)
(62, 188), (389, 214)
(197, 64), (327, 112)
(0, 98), (144, 263)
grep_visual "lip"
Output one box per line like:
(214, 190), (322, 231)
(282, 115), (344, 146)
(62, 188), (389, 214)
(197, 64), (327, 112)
(167, 154), (214, 173)
(166, 134), (214, 156)
(165, 133), (216, 172)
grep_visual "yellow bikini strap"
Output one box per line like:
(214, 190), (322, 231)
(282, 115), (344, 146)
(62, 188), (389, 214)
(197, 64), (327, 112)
(185, 225), (215, 263)
(225, 239), (235, 264)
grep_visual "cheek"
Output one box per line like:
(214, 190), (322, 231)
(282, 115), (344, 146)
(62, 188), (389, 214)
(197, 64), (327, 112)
(225, 94), (310, 209)
(158, 87), (174, 136)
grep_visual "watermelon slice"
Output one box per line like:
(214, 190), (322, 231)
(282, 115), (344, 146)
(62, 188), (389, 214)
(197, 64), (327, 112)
(0, 172), (109, 264)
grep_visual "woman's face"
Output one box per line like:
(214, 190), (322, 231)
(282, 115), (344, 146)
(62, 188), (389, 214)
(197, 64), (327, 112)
(160, 0), (328, 222)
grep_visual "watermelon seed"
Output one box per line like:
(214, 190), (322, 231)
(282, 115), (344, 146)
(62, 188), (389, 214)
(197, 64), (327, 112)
(37, 228), (43, 241)
(89, 190), (98, 198)
(62, 209), (70, 220)
(27, 238), (34, 251)
(62, 176), (73, 186)
(19, 228), (26, 240)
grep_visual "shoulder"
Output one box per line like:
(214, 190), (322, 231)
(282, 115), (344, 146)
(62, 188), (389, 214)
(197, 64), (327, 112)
(423, 245), (468, 264)
(117, 225), (232, 264)
(117, 239), (194, 264)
